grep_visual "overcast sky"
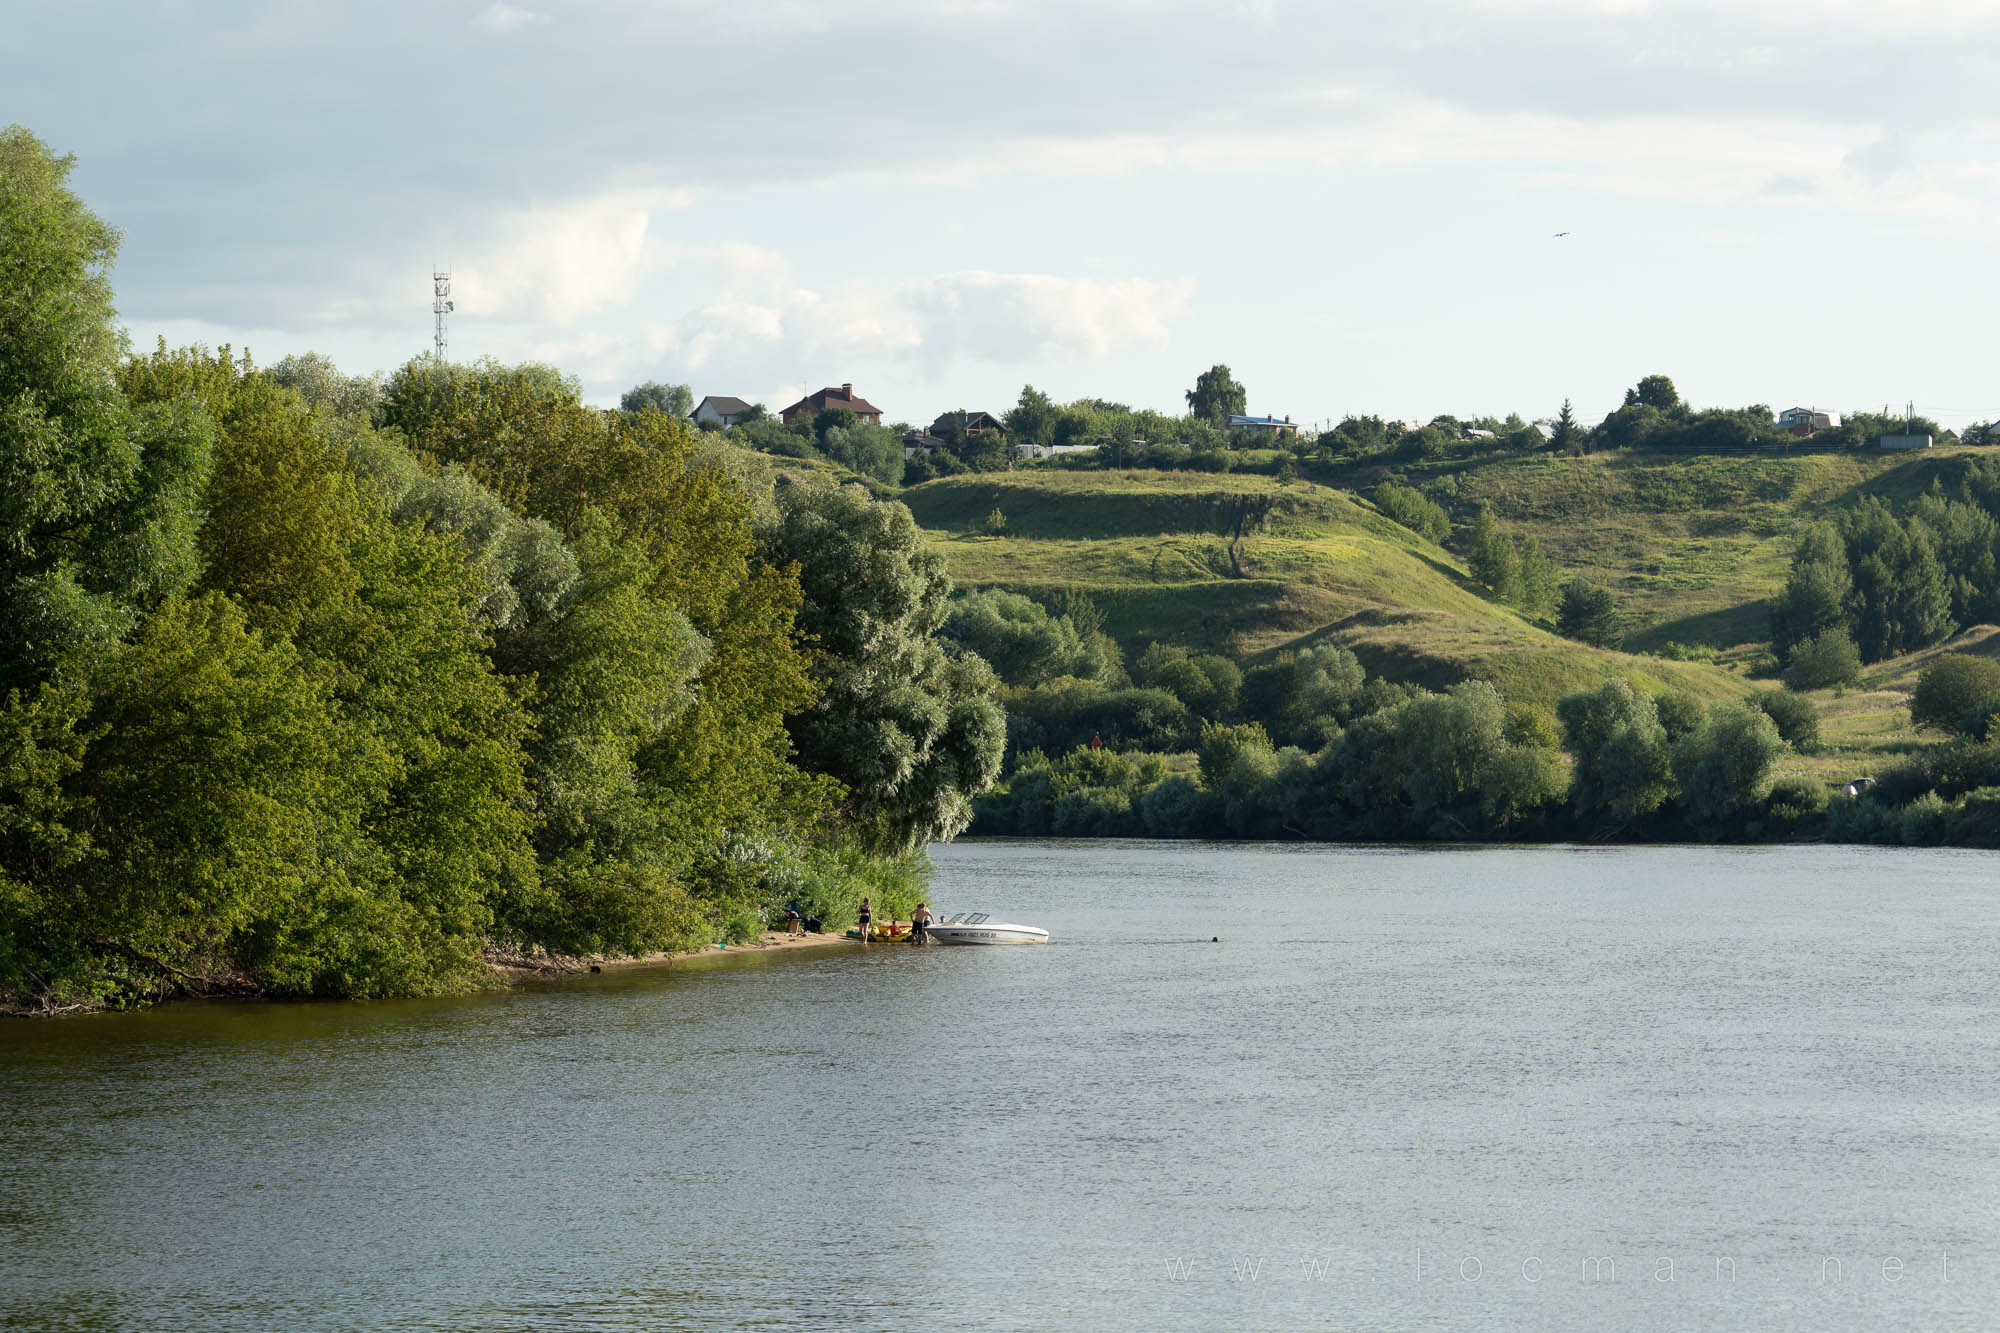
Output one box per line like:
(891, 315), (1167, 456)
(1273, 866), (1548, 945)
(11, 0), (2000, 427)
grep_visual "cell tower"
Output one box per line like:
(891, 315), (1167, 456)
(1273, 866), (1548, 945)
(432, 269), (454, 363)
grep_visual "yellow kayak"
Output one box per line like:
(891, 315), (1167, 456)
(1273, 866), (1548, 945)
(844, 924), (912, 941)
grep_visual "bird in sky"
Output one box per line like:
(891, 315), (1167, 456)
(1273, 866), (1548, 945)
(1553, 231), (1570, 237)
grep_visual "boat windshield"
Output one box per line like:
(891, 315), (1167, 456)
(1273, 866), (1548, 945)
(961, 912), (989, 925)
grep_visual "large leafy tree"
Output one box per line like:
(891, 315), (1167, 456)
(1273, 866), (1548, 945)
(1004, 384), (1057, 447)
(621, 380), (693, 420)
(0, 127), (212, 688)
(1557, 679), (1673, 824)
(1185, 364), (1247, 426)
(1670, 703), (1782, 828)
(762, 478), (1005, 851)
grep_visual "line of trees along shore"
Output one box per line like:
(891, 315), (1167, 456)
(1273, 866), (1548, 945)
(0, 128), (1002, 1011)
(953, 599), (2000, 848)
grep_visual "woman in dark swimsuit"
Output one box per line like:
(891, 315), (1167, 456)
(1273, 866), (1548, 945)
(856, 896), (872, 944)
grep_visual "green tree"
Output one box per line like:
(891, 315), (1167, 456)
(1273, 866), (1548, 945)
(1770, 524), (1852, 659)
(1241, 646), (1367, 748)
(1627, 374), (1681, 412)
(1464, 505), (1521, 603)
(1752, 689), (1819, 750)
(1550, 399), (1581, 453)
(983, 506), (1008, 536)
(621, 381), (693, 420)
(1671, 703), (1782, 827)
(761, 478), (1005, 851)
(268, 352), (383, 421)
(1372, 482), (1449, 543)
(1516, 537), (1559, 618)
(1557, 679), (1673, 824)
(1135, 643), (1242, 717)
(0, 127), (213, 688)
(1909, 654), (2000, 736)
(1196, 719), (1273, 790)
(1184, 364), (1247, 426)
(1004, 384), (1057, 447)
(1786, 626), (1862, 691)
(1556, 579), (1622, 647)
(813, 405), (859, 441)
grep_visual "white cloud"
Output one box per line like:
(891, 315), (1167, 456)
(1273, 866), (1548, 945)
(1458, 0), (2000, 34)
(451, 188), (692, 325)
(472, 3), (546, 30)
(500, 263), (1194, 404)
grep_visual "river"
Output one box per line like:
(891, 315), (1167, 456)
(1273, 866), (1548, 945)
(3, 841), (1998, 1330)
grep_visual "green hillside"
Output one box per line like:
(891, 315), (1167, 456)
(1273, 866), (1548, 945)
(902, 469), (1754, 711)
(1377, 447), (1979, 656)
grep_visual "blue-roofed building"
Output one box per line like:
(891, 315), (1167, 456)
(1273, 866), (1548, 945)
(1226, 413), (1300, 439)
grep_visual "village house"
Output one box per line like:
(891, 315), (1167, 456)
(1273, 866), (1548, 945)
(1778, 406), (1840, 437)
(779, 383), (882, 426)
(902, 430), (948, 460)
(690, 395), (757, 428)
(929, 410), (1006, 439)
(1226, 413), (1300, 439)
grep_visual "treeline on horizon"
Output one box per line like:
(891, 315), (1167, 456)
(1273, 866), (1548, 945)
(693, 364), (1992, 496)
(0, 128), (1004, 1011)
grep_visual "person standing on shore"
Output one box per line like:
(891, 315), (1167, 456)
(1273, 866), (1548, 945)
(856, 896), (872, 945)
(911, 903), (931, 944)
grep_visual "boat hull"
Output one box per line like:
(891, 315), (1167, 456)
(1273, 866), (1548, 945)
(925, 924), (1049, 946)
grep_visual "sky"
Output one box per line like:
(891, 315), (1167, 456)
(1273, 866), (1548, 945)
(9, 0), (2000, 429)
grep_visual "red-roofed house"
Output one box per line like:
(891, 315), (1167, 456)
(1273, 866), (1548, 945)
(779, 383), (882, 426)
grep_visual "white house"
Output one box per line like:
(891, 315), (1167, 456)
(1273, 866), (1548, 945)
(1778, 406), (1840, 436)
(691, 395), (757, 428)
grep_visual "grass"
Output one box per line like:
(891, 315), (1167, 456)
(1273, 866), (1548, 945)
(1386, 446), (1989, 657)
(884, 452), (2000, 786)
(906, 469), (1756, 711)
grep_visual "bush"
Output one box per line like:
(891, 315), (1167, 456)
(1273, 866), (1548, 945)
(1910, 654), (2000, 736)
(1754, 775), (1828, 841)
(1140, 774), (1218, 838)
(1786, 627), (1862, 691)
(1752, 689), (1819, 750)
(1557, 580), (1621, 647)
(1052, 785), (1135, 837)
(1373, 481), (1449, 543)
(1654, 691), (1704, 743)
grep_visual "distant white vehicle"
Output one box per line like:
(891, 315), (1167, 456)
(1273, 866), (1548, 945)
(925, 912), (1049, 945)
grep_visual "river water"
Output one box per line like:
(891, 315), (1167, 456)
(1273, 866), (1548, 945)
(3, 841), (1999, 1330)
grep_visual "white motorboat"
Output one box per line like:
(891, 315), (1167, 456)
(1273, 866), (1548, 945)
(924, 912), (1049, 945)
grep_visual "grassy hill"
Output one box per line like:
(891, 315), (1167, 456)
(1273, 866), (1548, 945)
(901, 469), (1755, 711)
(1372, 446), (1980, 657)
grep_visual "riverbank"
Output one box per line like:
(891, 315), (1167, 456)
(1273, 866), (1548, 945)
(485, 929), (857, 984)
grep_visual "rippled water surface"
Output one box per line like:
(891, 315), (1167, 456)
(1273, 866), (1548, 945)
(5, 841), (2000, 1330)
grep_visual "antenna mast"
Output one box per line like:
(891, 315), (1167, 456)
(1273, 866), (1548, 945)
(432, 269), (454, 363)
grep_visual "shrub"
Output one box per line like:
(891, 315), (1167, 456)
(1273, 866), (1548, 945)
(1373, 481), (1449, 544)
(1140, 774), (1217, 838)
(1786, 627), (1862, 691)
(1910, 654), (2000, 736)
(1752, 689), (1819, 750)
(1556, 580), (1621, 647)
